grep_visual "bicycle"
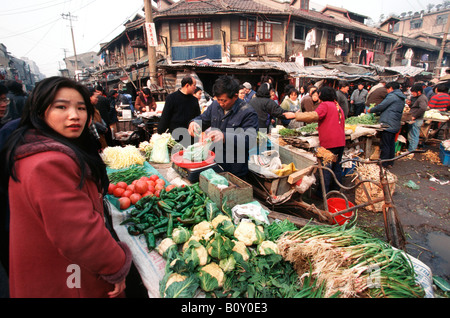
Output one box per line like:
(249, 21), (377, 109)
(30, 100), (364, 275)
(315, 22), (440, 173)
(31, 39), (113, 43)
(326, 150), (424, 250)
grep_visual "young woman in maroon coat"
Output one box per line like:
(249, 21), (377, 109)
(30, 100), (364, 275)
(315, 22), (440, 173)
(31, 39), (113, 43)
(1, 77), (132, 298)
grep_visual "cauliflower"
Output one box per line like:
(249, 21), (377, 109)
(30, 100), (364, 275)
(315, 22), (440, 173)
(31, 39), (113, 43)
(232, 240), (250, 261)
(162, 273), (199, 298)
(193, 221), (214, 240)
(172, 227), (191, 244)
(234, 221), (265, 246)
(165, 273), (187, 291)
(211, 214), (231, 228)
(198, 262), (224, 292)
(183, 239), (209, 267)
(211, 214), (235, 237)
(157, 238), (177, 259)
(257, 240), (280, 255)
(207, 232), (235, 260)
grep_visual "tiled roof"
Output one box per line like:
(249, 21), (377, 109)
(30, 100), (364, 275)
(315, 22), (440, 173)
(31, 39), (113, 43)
(155, 0), (290, 16)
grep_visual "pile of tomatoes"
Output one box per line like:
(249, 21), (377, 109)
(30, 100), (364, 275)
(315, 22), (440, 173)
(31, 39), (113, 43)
(108, 174), (176, 210)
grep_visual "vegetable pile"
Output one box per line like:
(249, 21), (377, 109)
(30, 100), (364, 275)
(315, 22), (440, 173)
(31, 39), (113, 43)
(101, 145), (146, 169)
(345, 114), (379, 125)
(277, 223), (425, 298)
(108, 169), (170, 210)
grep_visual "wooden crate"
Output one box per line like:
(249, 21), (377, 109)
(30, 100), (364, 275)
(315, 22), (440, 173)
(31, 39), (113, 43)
(199, 172), (253, 209)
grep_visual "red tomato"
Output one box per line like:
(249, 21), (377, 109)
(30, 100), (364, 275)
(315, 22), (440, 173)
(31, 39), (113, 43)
(166, 184), (176, 192)
(108, 183), (117, 195)
(147, 180), (156, 188)
(155, 184), (164, 191)
(156, 179), (165, 187)
(140, 176), (150, 182)
(134, 180), (149, 194)
(149, 175), (159, 182)
(119, 197), (131, 210)
(142, 191), (153, 198)
(147, 185), (155, 194)
(130, 193), (142, 205)
(126, 184), (136, 192)
(113, 187), (125, 198)
(122, 190), (133, 198)
(132, 180), (138, 185)
(116, 181), (128, 189)
(154, 190), (161, 197)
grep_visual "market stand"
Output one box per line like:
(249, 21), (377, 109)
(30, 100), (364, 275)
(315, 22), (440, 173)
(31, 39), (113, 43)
(101, 138), (434, 299)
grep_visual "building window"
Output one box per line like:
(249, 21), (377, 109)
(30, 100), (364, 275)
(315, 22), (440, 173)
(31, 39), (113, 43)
(374, 41), (385, 53)
(239, 18), (272, 41)
(410, 19), (422, 30)
(293, 24), (311, 41)
(436, 14), (448, 26)
(300, 0), (309, 10)
(179, 20), (212, 41)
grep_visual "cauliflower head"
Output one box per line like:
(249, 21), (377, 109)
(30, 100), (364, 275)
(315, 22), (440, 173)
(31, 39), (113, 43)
(257, 240), (280, 255)
(234, 221), (265, 246)
(232, 240), (250, 261)
(193, 221), (214, 240)
(198, 262), (224, 292)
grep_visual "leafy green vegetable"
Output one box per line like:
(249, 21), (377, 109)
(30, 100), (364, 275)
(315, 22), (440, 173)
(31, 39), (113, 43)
(207, 232), (235, 260)
(172, 227), (191, 244)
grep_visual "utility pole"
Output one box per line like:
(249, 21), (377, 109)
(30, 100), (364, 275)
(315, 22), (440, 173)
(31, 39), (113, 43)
(436, 12), (450, 77)
(61, 12), (79, 80)
(144, 0), (158, 87)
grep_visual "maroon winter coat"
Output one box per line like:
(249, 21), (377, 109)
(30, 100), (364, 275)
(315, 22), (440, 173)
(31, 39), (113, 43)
(8, 133), (132, 298)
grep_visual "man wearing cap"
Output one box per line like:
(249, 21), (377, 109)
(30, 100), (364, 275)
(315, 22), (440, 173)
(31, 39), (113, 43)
(243, 82), (256, 103)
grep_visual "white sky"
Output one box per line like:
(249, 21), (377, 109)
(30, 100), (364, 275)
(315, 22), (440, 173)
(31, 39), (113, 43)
(0, 0), (445, 77)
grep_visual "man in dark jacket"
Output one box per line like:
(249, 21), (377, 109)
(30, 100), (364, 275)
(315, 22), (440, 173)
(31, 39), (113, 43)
(367, 82), (406, 168)
(336, 81), (350, 118)
(249, 83), (295, 131)
(407, 84), (428, 153)
(158, 75), (200, 139)
(188, 75), (258, 178)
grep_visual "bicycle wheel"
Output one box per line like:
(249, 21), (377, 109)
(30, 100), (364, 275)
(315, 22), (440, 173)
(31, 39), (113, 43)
(384, 206), (406, 250)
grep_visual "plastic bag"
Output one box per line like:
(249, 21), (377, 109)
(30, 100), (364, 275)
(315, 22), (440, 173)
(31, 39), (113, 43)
(403, 180), (420, 190)
(183, 139), (212, 162)
(200, 168), (229, 187)
(150, 134), (170, 163)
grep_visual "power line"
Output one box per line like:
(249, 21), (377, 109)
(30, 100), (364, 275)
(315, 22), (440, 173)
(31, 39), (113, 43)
(0, 0), (69, 16)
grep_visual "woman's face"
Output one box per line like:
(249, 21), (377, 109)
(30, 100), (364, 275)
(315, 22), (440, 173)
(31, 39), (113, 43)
(290, 92), (298, 101)
(238, 88), (246, 100)
(194, 90), (202, 100)
(311, 92), (320, 102)
(45, 87), (88, 139)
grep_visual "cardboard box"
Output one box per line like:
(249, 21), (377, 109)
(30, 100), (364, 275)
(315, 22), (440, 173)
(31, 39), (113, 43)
(199, 172), (253, 209)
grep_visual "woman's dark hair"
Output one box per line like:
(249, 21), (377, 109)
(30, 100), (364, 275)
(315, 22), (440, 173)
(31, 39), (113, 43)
(288, 88), (299, 97)
(213, 75), (240, 98)
(318, 86), (337, 102)
(142, 88), (151, 95)
(2, 76), (108, 194)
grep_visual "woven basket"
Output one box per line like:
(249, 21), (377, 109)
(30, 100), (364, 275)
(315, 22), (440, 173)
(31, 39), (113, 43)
(354, 164), (398, 212)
